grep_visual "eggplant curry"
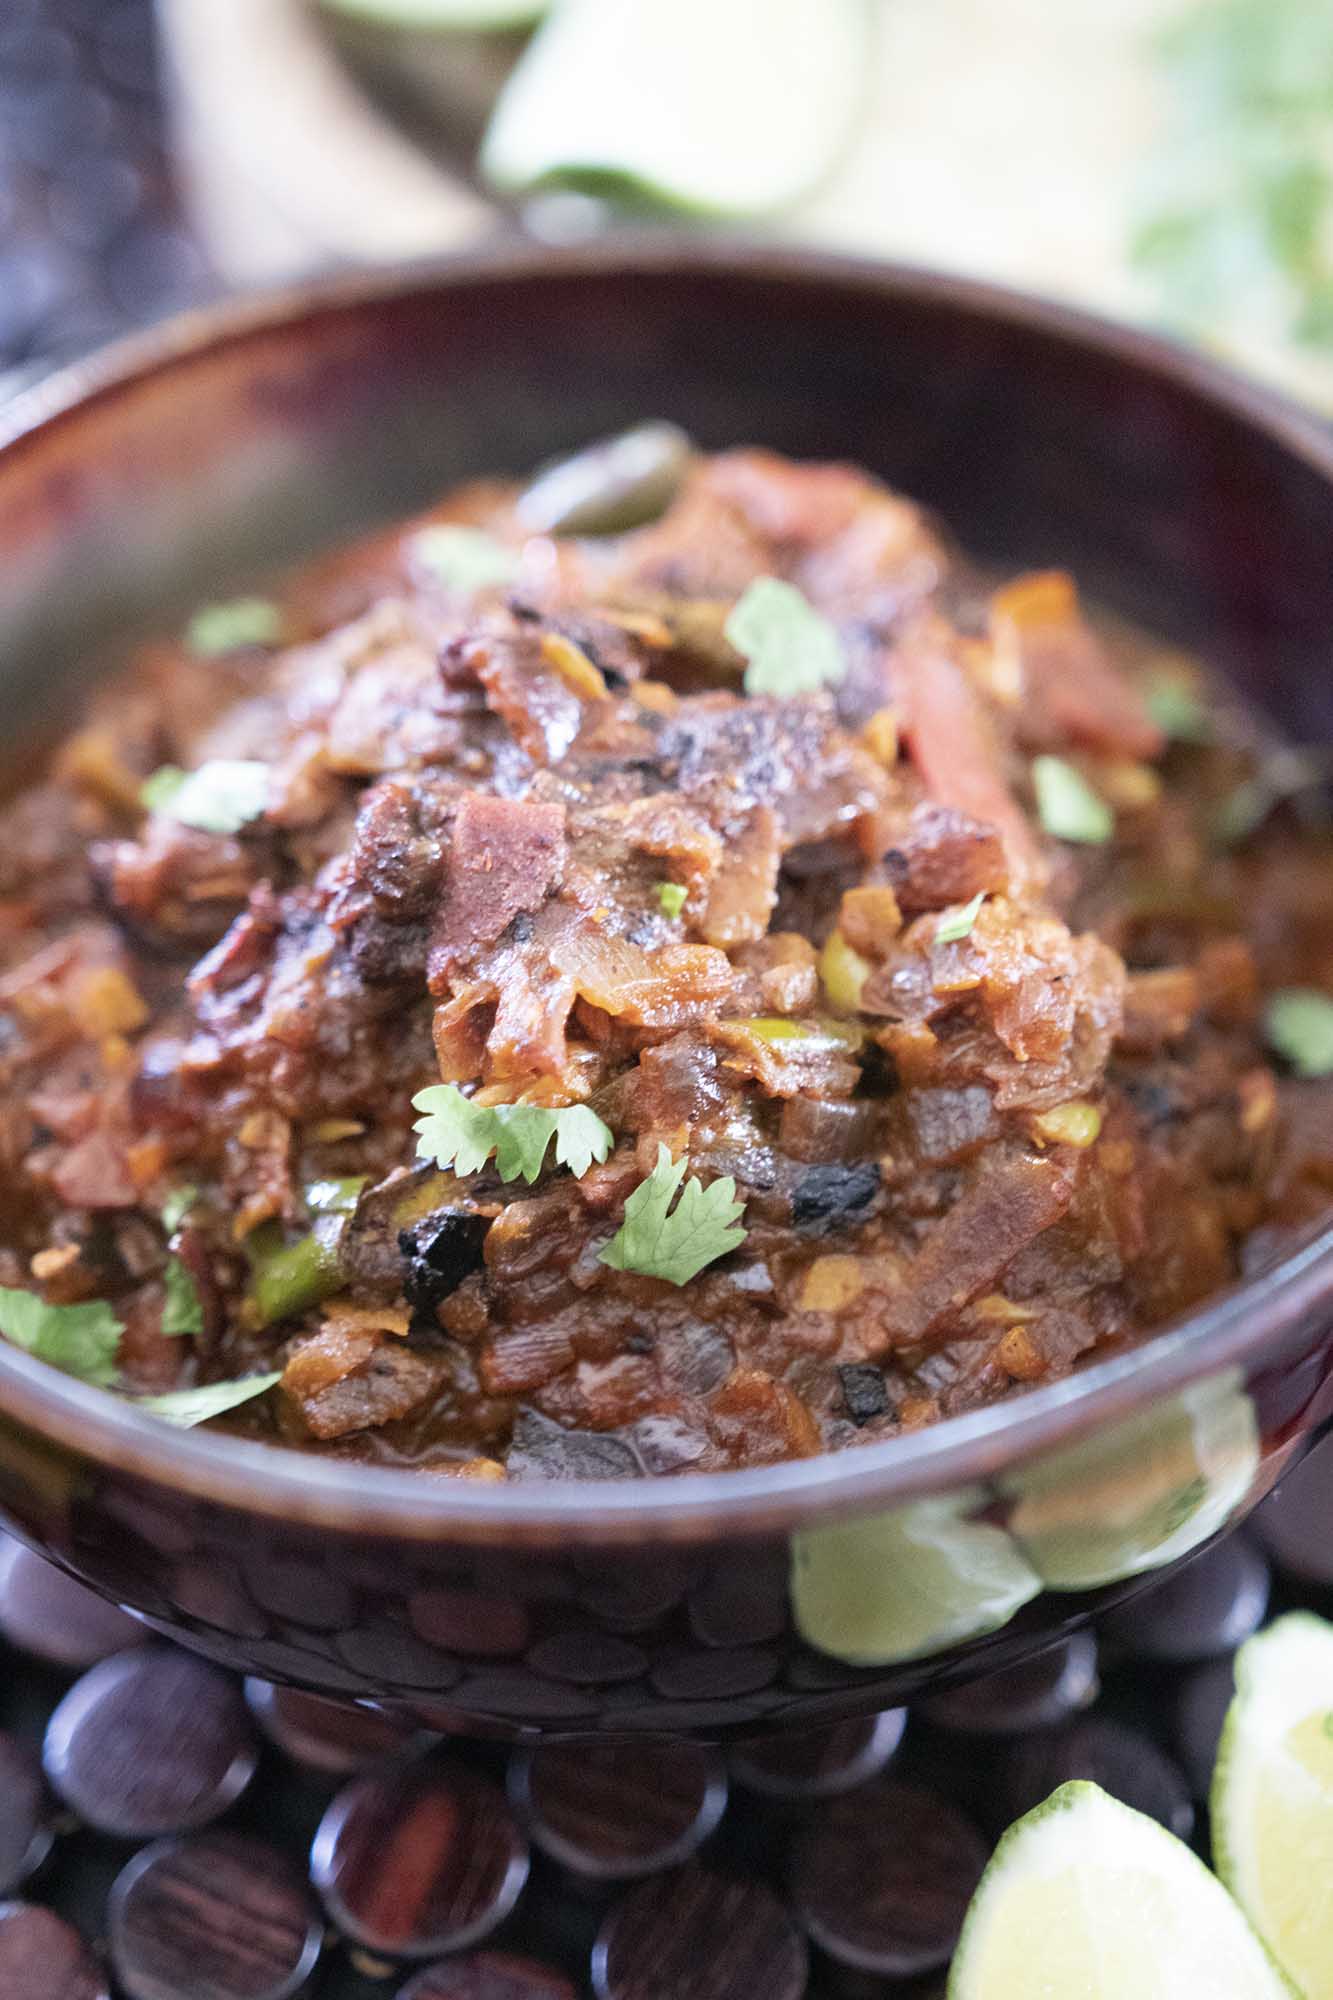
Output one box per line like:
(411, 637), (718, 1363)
(1, 431), (1330, 1476)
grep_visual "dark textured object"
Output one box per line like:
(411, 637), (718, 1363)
(0, 1734), (53, 1894)
(43, 1649), (257, 1837)
(591, 1866), (807, 2000)
(398, 1954), (577, 2000)
(837, 1364), (890, 1426)
(0, 249), (1330, 1731)
(244, 1680), (431, 1777)
(399, 1214), (488, 1315)
(108, 1832), (323, 2000)
(994, 1715), (1195, 1841)
(729, 1709), (905, 1800)
(791, 1162), (880, 1231)
(1252, 1437), (1333, 1588)
(510, 1741), (727, 1880)
(0, 1538), (143, 1668)
(789, 1779), (987, 1979)
(1100, 1537), (1270, 1665)
(0, 1901), (108, 2000)
(1173, 1655), (1238, 1800)
(312, 1760), (530, 1959)
(919, 1634), (1100, 1736)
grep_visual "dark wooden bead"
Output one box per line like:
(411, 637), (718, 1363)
(43, 1648), (257, 1837)
(0, 1901), (108, 2000)
(109, 1832), (322, 2000)
(243, 1680), (432, 1777)
(789, 1780), (987, 1979)
(398, 1952), (577, 2000)
(592, 1866), (806, 2000)
(995, 1716), (1194, 1841)
(0, 1538), (143, 1668)
(311, 1759), (529, 1959)
(918, 1634), (1100, 1736)
(0, 1733), (52, 1895)
(730, 1709), (905, 1800)
(1252, 1437), (1333, 1588)
(1099, 1538), (1269, 1664)
(509, 1740), (726, 1880)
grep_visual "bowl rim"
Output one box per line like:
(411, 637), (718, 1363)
(1, 236), (1331, 1545)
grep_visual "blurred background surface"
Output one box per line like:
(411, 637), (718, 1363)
(2, 0), (1333, 409)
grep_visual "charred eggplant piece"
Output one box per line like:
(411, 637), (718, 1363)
(399, 1212), (488, 1314)
(791, 1161), (881, 1231)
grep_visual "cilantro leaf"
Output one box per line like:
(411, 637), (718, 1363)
(413, 1084), (614, 1184)
(1265, 987), (1333, 1077)
(1211, 747), (1333, 848)
(725, 577), (845, 697)
(161, 1258), (204, 1338)
(132, 1372), (281, 1428)
(143, 758), (270, 835)
(1145, 673), (1211, 742)
(161, 1184), (200, 1234)
(1212, 775), (1272, 846)
(140, 765), (186, 813)
(1032, 756), (1114, 845)
(935, 890), (986, 945)
(598, 1143), (747, 1286)
(409, 525), (520, 593)
(187, 598), (283, 655)
(656, 880), (687, 919)
(0, 1287), (121, 1386)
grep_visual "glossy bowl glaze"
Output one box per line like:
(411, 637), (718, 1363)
(0, 243), (1330, 1738)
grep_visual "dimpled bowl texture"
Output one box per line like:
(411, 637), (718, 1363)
(0, 243), (1329, 1739)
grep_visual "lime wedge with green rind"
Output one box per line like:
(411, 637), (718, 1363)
(1212, 1611), (1333, 2000)
(481, 0), (871, 219)
(791, 1489), (1041, 1668)
(320, 0), (547, 27)
(1002, 1372), (1259, 1590)
(950, 1781), (1297, 2000)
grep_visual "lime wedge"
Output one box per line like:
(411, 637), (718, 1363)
(791, 1490), (1040, 1668)
(320, 0), (547, 26)
(950, 1782), (1296, 2000)
(1212, 1612), (1333, 1999)
(1003, 1372), (1259, 1590)
(481, 0), (871, 218)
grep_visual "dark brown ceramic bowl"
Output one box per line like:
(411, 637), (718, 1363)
(0, 243), (1330, 1738)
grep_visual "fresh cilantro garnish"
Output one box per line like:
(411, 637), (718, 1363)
(1211, 747), (1332, 847)
(161, 1184), (200, 1234)
(1212, 776), (1272, 846)
(142, 758), (270, 835)
(0, 1287), (121, 1386)
(131, 1372), (281, 1428)
(598, 1143), (747, 1286)
(656, 880), (687, 919)
(935, 890), (986, 945)
(161, 1258), (204, 1338)
(1265, 988), (1333, 1076)
(724, 577), (845, 697)
(409, 525), (520, 593)
(1133, 0), (1333, 359)
(187, 598), (283, 655)
(1032, 756), (1114, 845)
(140, 765), (187, 813)
(413, 1084), (614, 1184)
(1145, 673), (1211, 742)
